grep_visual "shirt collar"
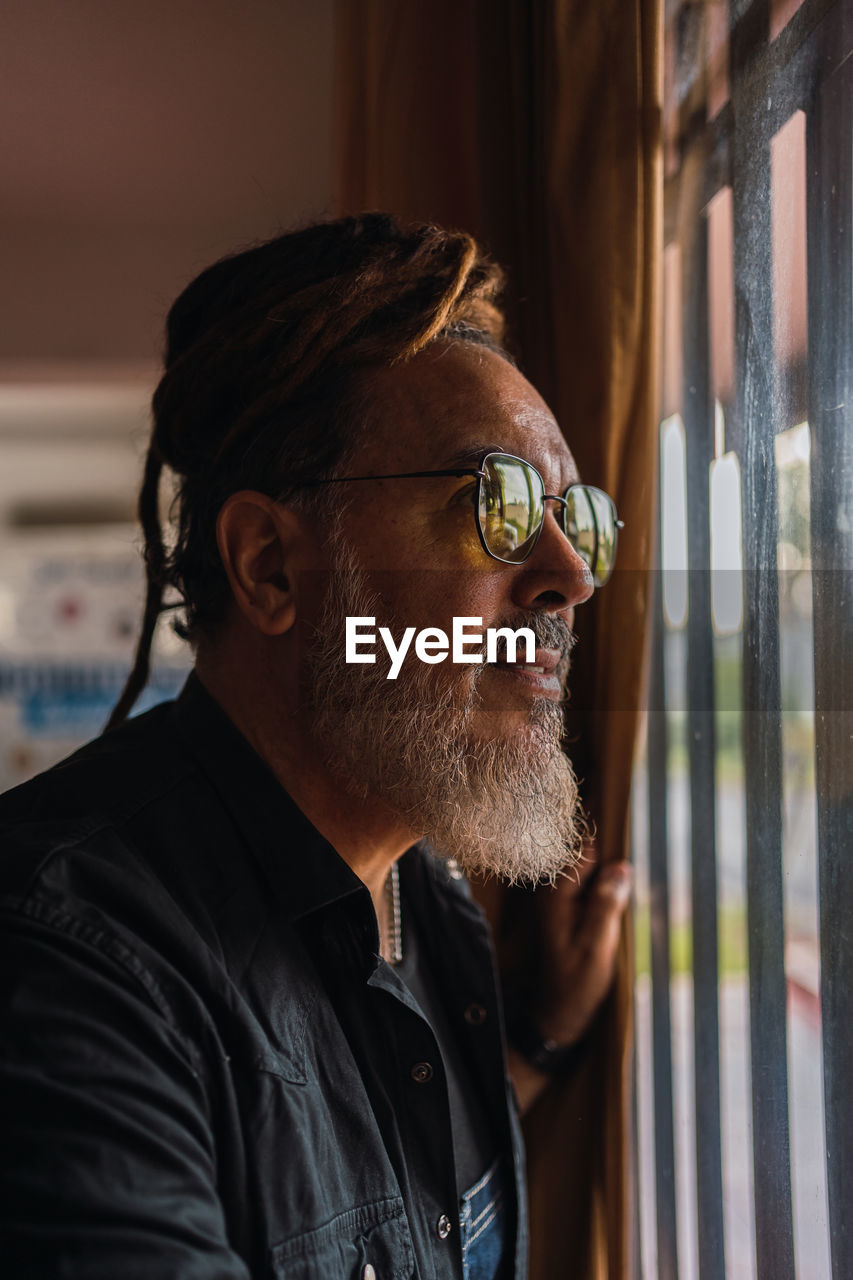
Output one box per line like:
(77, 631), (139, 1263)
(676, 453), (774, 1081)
(171, 672), (369, 925)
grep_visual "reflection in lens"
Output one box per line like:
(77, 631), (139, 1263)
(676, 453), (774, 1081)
(477, 459), (619, 582)
(479, 455), (545, 563)
(589, 488), (615, 582)
(564, 485), (618, 586)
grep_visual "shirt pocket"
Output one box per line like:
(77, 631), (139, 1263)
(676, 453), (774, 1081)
(269, 1195), (414, 1280)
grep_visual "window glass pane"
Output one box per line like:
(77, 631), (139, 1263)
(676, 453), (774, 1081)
(775, 423), (830, 1280)
(645, 4), (852, 1275)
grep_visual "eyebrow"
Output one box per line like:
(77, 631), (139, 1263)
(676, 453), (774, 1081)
(438, 443), (581, 491)
(436, 443), (505, 470)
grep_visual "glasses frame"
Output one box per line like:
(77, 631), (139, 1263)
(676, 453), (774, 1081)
(301, 451), (624, 583)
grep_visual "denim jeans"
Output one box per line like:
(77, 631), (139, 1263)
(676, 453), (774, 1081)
(459, 1156), (509, 1280)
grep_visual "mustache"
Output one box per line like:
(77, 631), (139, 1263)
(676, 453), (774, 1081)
(485, 611), (577, 665)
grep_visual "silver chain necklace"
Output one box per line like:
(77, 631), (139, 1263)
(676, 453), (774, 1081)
(385, 861), (403, 965)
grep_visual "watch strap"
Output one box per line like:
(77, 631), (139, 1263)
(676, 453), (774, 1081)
(507, 1010), (587, 1078)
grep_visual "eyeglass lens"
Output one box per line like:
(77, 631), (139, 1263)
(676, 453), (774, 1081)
(562, 484), (616, 586)
(478, 455), (545, 563)
(478, 454), (618, 584)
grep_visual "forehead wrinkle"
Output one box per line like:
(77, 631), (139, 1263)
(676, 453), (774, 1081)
(495, 397), (578, 489)
(357, 343), (578, 482)
(358, 376), (494, 471)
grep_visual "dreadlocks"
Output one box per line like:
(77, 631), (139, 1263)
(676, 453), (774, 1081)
(107, 213), (507, 728)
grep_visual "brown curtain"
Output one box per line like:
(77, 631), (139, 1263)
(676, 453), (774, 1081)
(335, 3), (662, 1276)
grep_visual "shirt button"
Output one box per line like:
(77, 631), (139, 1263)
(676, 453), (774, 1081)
(464, 1002), (488, 1026)
(437, 1213), (453, 1239)
(362, 1267), (376, 1280)
(410, 1061), (434, 1083)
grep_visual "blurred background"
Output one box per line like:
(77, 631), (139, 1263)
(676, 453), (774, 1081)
(0, 0), (334, 788)
(2, 3), (850, 1279)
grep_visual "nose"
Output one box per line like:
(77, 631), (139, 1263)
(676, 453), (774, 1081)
(510, 507), (595, 615)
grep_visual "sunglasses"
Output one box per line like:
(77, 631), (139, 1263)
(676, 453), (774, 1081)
(302, 451), (623, 586)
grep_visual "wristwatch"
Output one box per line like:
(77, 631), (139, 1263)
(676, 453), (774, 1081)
(506, 1010), (588, 1077)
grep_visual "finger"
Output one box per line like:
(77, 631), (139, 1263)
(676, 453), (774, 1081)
(536, 842), (601, 944)
(536, 862), (633, 1046)
(570, 861), (632, 974)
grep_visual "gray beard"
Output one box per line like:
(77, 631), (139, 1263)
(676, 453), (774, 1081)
(305, 537), (587, 886)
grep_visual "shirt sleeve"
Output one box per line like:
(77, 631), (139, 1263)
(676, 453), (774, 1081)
(0, 904), (252, 1279)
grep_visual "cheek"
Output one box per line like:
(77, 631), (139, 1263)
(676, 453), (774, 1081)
(368, 569), (509, 633)
(340, 495), (429, 572)
(342, 494), (486, 574)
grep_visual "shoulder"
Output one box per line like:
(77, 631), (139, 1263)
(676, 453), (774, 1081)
(0, 697), (187, 820)
(0, 699), (195, 899)
(0, 696), (283, 1076)
(0, 697), (261, 1006)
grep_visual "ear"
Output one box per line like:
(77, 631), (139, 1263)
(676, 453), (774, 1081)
(216, 491), (305, 636)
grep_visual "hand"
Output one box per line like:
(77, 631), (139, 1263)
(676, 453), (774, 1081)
(506, 845), (632, 1114)
(534, 845), (632, 1047)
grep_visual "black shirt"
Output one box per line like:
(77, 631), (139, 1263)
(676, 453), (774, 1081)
(395, 890), (498, 1196)
(0, 675), (527, 1279)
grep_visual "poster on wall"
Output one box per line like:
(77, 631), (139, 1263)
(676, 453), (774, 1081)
(0, 527), (190, 794)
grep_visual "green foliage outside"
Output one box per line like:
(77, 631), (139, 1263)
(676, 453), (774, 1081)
(634, 902), (748, 978)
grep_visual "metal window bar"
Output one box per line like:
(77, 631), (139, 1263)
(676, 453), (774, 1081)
(682, 172), (726, 1280)
(805, 9), (853, 1278)
(648, 526), (680, 1280)
(645, 0), (851, 1275)
(731, 82), (796, 1280)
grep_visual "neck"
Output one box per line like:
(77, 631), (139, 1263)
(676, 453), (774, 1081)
(193, 657), (417, 924)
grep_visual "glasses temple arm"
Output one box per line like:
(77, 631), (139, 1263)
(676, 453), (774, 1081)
(298, 467), (484, 487)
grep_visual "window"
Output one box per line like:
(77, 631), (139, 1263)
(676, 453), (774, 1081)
(632, 2), (852, 1277)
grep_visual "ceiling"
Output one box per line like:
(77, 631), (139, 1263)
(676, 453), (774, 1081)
(0, 0), (335, 362)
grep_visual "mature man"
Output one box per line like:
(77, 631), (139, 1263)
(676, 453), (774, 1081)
(0, 215), (630, 1279)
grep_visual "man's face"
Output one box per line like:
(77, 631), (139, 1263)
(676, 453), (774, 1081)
(302, 342), (595, 883)
(332, 342), (592, 717)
